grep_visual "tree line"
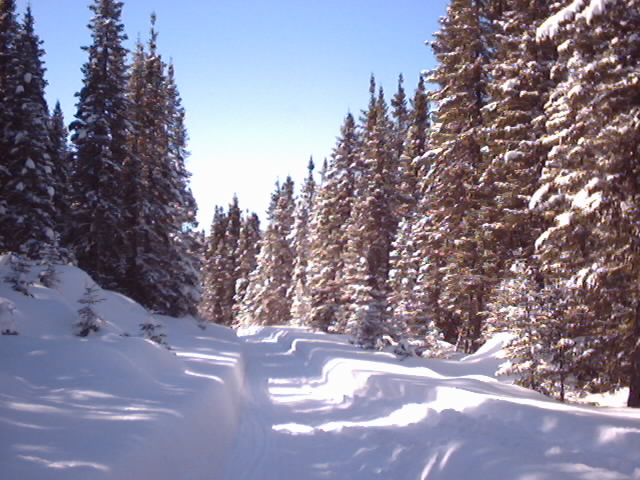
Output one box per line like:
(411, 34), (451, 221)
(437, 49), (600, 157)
(2, 0), (638, 407)
(200, 0), (640, 407)
(0, 0), (200, 316)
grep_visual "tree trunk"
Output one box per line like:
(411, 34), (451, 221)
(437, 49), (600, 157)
(627, 303), (640, 407)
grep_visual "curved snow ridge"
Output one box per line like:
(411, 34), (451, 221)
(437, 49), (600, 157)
(227, 327), (640, 480)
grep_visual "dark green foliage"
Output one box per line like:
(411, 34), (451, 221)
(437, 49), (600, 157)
(75, 283), (104, 337)
(68, 0), (132, 289)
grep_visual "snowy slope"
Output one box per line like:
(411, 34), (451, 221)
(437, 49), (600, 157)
(0, 258), (245, 480)
(2, 259), (640, 479)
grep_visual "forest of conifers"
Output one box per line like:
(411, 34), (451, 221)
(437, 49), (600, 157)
(1, 0), (639, 406)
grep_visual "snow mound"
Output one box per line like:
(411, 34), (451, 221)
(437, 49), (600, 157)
(0, 257), (245, 480)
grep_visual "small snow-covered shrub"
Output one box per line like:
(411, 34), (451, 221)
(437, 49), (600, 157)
(4, 253), (33, 296)
(75, 283), (104, 337)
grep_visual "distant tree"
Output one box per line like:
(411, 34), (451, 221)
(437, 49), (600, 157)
(289, 159), (316, 326)
(199, 197), (243, 325)
(232, 211), (261, 321)
(49, 101), (71, 244)
(236, 178), (295, 327)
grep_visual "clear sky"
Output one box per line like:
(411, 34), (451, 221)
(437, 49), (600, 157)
(16, 0), (448, 230)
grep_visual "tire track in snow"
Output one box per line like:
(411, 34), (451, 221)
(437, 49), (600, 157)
(223, 340), (280, 480)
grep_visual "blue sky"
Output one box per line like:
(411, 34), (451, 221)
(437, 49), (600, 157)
(16, 0), (448, 230)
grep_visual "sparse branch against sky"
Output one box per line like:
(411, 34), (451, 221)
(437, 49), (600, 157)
(16, 0), (447, 229)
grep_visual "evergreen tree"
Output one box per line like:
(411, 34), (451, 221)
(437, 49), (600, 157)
(200, 206), (229, 323)
(232, 211), (261, 321)
(68, 0), (132, 289)
(306, 113), (360, 331)
(75, 283), (104, 337)
(0, 5), (58, 258)
(122, 16), (200, 316)
(163, 60), (202, 316)
(0, 0), (20, 248)
(478, 0), (552, 293)
(397, 74), (430, 216)
(411, 0), (491, 352)
(390, 73), (409, 161)
(534, 0), (640, 407)
(236, 178), (295, 327)
(49, 101), (71, 243)
(341, 81), (395, 346)
(484, 260), (577, 401)
(289, 159), (316, 326)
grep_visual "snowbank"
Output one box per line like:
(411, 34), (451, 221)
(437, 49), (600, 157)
(0, 258), (245, 480)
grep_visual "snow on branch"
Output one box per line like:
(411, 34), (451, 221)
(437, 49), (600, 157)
(537, 0), (618, 40)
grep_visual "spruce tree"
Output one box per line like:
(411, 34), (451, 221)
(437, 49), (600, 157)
(236, 178), (295, 327)
(49, 101), (71, 245)
(0, 5), (58, 258)
(341, 82), (395, 346)
(306, 113), (359, 331)
(232, 212), (261, 321)
(200, 206), (229, 324)
(123, 16), (200, 316)
(0, 0), (19, 248)
(289, 159), (316, 326)
(412, 0), (491, 352)
(534, 0), (640, 407)
(68, 0), (132, 289)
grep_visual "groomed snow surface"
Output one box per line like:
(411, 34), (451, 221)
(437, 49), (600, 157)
(2, 261), (640, 479)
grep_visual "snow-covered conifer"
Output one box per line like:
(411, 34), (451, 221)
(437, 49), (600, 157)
(68, 0), (132, 290)
(289, 159), (316, 326)
(75, 283), (104, 337)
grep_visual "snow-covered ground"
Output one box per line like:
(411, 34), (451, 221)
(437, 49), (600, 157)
(2, 259), (640, 479)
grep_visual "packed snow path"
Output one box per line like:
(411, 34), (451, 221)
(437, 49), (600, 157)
(224, 327), (640, 480)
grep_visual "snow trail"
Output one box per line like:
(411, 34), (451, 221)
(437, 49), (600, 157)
(223, 327), (640, 480)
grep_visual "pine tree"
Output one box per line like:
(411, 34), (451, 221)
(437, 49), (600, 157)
(68, 0), (132, 289)
(412, 0), (491, 352)
(199, 197), (242, 325)
(289, 159), (316, 326)
(396, 74), (430, 218)
(485, 260), (577, 401)
(236, 178), (295, 327)
(387, 74), (433, 344)
(232, 212), (261, 321)
(390, 73), (409, 161)
(200, 206), (229, 323)
(49, 101), (71, 244)
(0, 5), (58, 258)
(306, 113), (359, 331)
(341, 81), (396, 346)
(478, 0), (553, 295)
(533, 0), (640, 407)
(0, 0), (20, 248)
(163, 60), (202, 316)
(75, 283), (104, 337)
(122, 16), (200, 316)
